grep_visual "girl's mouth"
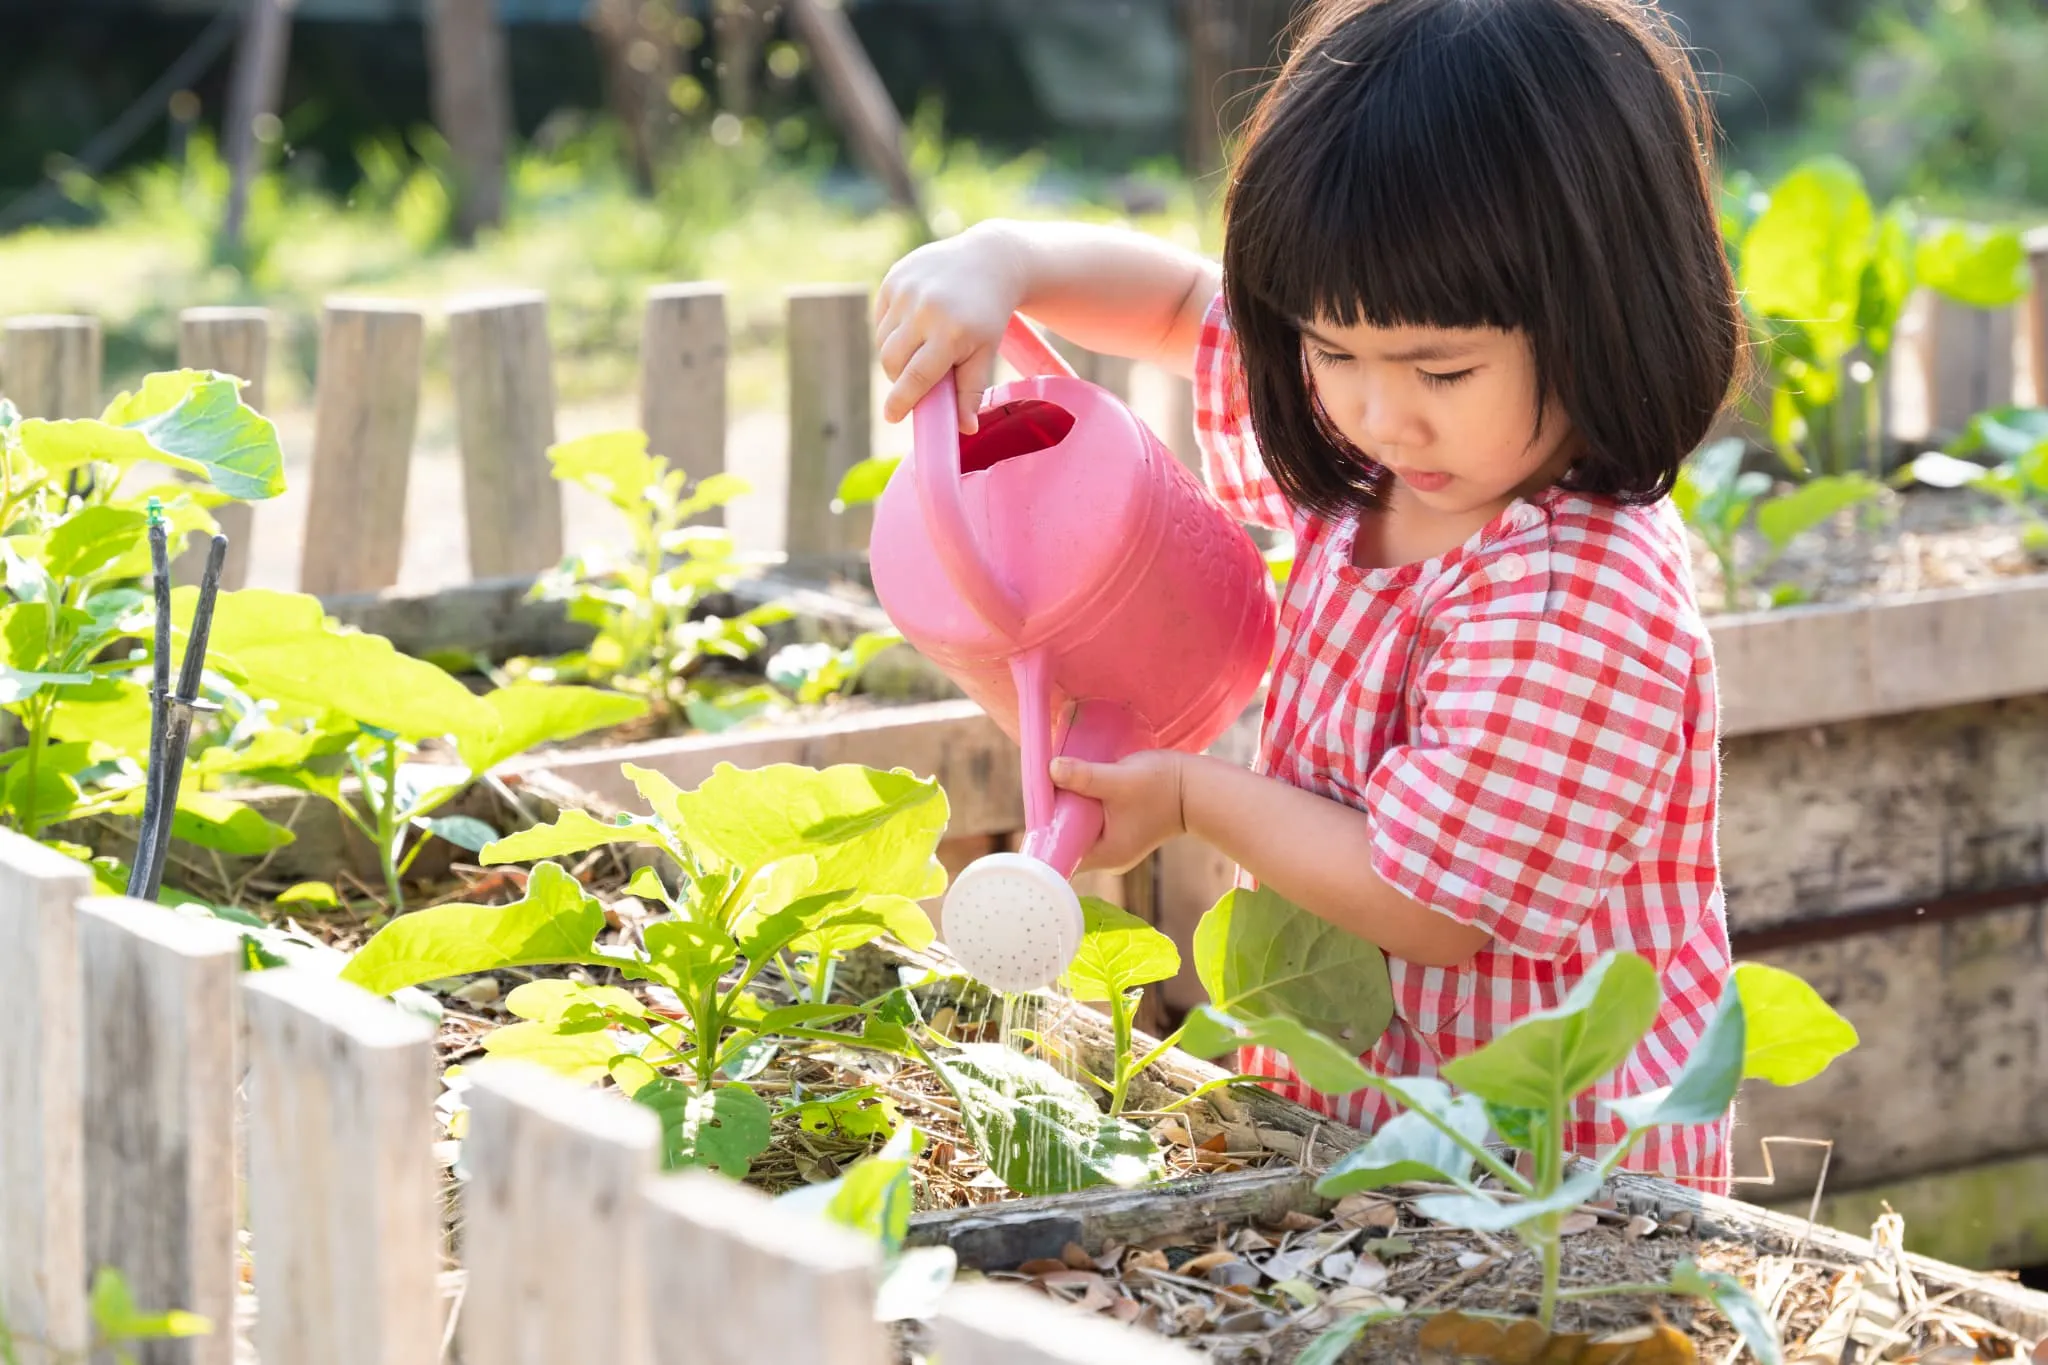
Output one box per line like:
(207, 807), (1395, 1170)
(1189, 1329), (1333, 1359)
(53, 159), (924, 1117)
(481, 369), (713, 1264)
(1392, 467), (1451, 492)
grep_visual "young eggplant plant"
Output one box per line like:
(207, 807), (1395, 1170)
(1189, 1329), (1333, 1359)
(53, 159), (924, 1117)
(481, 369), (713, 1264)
(340, 760), (950, 1177)
(1181, 954), (1860, 1365)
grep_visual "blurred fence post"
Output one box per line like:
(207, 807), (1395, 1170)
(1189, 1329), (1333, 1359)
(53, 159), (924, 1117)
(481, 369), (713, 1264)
(1, 315), (102, 418)
(2027, 227), (2048, 408)
(78, 897), (242, 1365)
(178, 305), (269, 588)
(785, 285), (872, 575)
(448, 288), (565, 579)
(300, 300), (426, 595)
(0, 834), (94, 1362)
(425, 0), (511, 242)
(219, 0), (293, 258)
(931, 1280), (1206, 1365)
(642, 282), (729, 521)
(1923, 292), (2016, 444)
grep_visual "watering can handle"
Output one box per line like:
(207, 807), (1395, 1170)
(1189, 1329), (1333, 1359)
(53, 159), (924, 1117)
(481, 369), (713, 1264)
(910, 316), (1080, 642)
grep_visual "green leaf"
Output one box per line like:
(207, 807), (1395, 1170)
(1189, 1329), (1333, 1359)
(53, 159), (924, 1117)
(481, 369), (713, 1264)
(548, 430), (665, 509)
(639, 916), (739, 1005)
(1174, 1004), (1373, 1098)
(44, 506), (148, 580)
(276, 881), (341, 910)
(1605, 976), (1746, 1132)
(1296, 1311), (1404, 1365)
(460, 682), (648, 774)
(1856, 203), (1917, 360)
(1670, 1260), (1783, 1365)
(88, 1266), (212, 1344)
(1192, 887), (1392, 1047)
(45, 678), (153, 754)
(781, 893), (936, 957)
(670, 762), (948, 902)
(4, 746), (85, 827)
(928, 1043), (1164, 1196)
(21, 369), (285, 500)
(479, 809), (666, 865)
(420, 815), (499, 853)
(1060, 897), (1180, 1003)
(1482, 1103), (1547, 1154)
(1948, 406), (2048, 462)
(833, 455), (901, 508)
(339, 861), (607, 995)
(621, 762), (688, 826)
(1440, 952), (1660, 1110)
(1739, 156), (1874, 363)
(825, 1122), (922, 1252)
(1412, 1169), (1605, 1233)
(1755, 475), (1883, 552)
(1916, 222), (2030, 309)
(1315, 1096), (1492, 1195)
(629, 1078), (773, 1177)
(181, 588), (498, 746)
(504, 978), (646, 1023)
(779, 1086), (900, 1142)
(168, 792), (295, 855)
(1734, 962), (1859, 1086)
(479, 1020), (622, 1082)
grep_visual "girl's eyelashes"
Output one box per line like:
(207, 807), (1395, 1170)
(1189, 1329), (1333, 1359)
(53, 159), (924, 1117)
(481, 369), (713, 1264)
(1419, 368), (1476, 389)
(1305, 343), (1478, 388)
(1308, 346), (1353, 369)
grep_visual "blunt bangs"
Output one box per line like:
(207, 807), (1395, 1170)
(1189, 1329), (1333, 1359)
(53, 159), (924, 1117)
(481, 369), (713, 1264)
(1222, 0), (1744, 519)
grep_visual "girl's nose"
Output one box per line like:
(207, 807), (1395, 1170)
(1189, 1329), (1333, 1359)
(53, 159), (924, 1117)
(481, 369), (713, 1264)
(1354, 376), (1426, 450)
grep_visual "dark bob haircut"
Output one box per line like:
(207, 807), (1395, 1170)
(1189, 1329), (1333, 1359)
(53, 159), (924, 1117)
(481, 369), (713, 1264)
(1221, 0), (1743, 516)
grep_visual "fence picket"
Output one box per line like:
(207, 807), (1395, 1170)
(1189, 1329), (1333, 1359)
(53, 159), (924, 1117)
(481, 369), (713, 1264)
(0, 314), (101, 419)
(785, 284), (872, 572)
(641, 1169), (887, 1365)
(242, 968), (441, 1365)
(300, 299), (426, 594)
(176, 306), (270, 589)
(0, 835), (94, 1363)
(2026, 227), (2048, 408)
(458, 1060), (660, 1365)
(642, 282), (729, 519)
(930, 1278), (1206, 1365)
(77, 896), (242, 1365)
(447, 288), (565, 578)
(1924, 293), (2016, 442)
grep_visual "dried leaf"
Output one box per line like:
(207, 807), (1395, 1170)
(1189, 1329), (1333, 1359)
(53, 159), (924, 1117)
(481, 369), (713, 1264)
(1559, 1212), (1601, 1237)
(1364, 1235), (1416, 1259)
(1111, 1297), (1145, 1325)
(1418, 1312), (1554, 1363)
(1456, 1251), (1491, 1271)
(1257, 1127), (1307, 1161)
(1124, 1248), (1171, 1275)
(1277, 1209), (1324, 1232)
(1018, 1258), (1069, 1277)
(1348, 1252), (1391, 1290)
(1156, 1118), (1193, 1146)
(1625, 1215), (1660, 1242)
(1580, 1323), (1698, 1363)
(1231, 1228), (1275, 1253)
(1061, 1241), (1095, 1271)
(1209, 1261), (1265, 1289)
(1275, 1278), (1322, 1309)
(1335, 1193), (1400, 1230)
(1181, 1250), (1241, 1276)
(449, 976), (501, 1006)
(1327, 1286), (1403, 1313)
(1320, 1250), (1357, 1282)
(1199, 1130), (1233, 1152)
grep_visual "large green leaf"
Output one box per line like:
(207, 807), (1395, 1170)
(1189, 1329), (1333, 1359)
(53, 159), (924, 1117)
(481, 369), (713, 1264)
(1440, 952), (1660, 1110)
(548, 430), (665, 511)
(1192, 887), (1392, 1048)
(669, 762), (948, 902)
(1412, 1169), (1606, 1234)
(1755, 475), (1884, 552)
(1061, 897), (1179, 1004)
(779, 1122), (924, 1254)
(1948, 406), (2048, 462)
(459, 682), (648, 774)
(479, 1020), (622, 1083)
(928, 1043), (1163, 1196)
(44, 507), (148, 581)
(504, 978), (646, 1024)
(1856, 203), (1917, 360)
(1315, 1097), (1492, 1194)
(638, 917), (740, 1007)
(1734, 962), (1859, 1086)
(178, 588), (499, 745)
(46, 678), (154, 755)
(1916, 222), (2030, 309)
(339, 861), (607, 995)
(479, 809), (666, 865)
(1604, 977), (1747, 1132)
(1739, 156), (1874, 363)
(627, 1077), (774, 1177)
(834, 455), (900, 508)
(19, 370), (286, 501)
(1176, 1004), (1372, 1097)
(167, 791), (296, 855)
(1671, 1260), (1783, 1365)
(781, 893), (936, 957)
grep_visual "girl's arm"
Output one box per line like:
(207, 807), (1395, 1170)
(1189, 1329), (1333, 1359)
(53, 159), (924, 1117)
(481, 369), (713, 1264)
(1051, 751), (1492, 969)
(877, 219), (1221, 432)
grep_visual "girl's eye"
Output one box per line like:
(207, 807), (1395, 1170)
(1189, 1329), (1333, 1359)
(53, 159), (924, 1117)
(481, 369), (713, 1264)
(1309, 347), (1353, 369)
(1419, 368), (1476, 389)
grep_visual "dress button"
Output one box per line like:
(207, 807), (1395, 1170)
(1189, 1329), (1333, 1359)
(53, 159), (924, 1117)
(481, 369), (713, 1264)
(1497, 553), (1527, 583)
(1511, 505), (1543, 532)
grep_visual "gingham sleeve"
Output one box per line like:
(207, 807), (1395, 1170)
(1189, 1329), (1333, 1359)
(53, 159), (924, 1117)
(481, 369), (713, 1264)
(1193, 291), (1293, 531)
(1363, 616), (1691, 961)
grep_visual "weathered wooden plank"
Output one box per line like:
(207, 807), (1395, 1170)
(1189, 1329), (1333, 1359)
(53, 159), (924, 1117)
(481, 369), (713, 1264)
(1, 314), (101, 418)
(642, 1170), (887, 1365)
(299, 300), (425, 595)
(242, 968), (440, 1365)
(641, 282), (728, 515)
(931, 1279), (1204, 1365)
(78, 897), (242, 1365)
(425, 0), (510, 240)
(1922, 291), (2016, 442)
(178, 306), (269, 589)
(785, 285), (872, 571)
(0, 834), (94, 1363)
(447, 288), (564, 578)
(459, 1060), (659, 1365)
(1769, 1149), (2048, 1276)
(2027, 226), (2048, 407)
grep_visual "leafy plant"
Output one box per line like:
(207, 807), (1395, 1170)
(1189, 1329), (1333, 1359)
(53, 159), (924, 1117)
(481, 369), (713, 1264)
(775, 1121), (961, 1322)
(1897, 406), (2048, 556)
(339, 760), (949, 1179)
(1, 1265), (211, 1365)
(1674, 439), (1886, 610)
(1727, 154), (2030, 479)
(1182, 955), (1860, 1360)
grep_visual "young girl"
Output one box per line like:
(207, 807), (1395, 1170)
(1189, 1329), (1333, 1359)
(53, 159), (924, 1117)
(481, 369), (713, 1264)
(871, 0), (1741, 1189)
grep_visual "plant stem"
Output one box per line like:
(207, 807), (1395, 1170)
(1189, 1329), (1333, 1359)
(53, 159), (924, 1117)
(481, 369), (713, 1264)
(374, 737), (404, 912)
(16, 698), (51, 836)
(1556, 1282), (1680, 1301)
(809, 952), (835, 1006)
(1534, 1096), (1567, 1330)
(1108, 988), (1136, 1117)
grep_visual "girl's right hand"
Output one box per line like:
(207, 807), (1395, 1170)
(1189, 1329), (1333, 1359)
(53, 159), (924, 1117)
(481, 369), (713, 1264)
(875, 221), (1029, 434)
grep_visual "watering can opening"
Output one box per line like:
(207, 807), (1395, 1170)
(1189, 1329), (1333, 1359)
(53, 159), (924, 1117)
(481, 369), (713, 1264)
(959, 399), (1076, 474)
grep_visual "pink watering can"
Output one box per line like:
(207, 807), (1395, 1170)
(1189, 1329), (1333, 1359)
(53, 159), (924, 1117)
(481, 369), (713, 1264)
(869, 315), (1277, 994)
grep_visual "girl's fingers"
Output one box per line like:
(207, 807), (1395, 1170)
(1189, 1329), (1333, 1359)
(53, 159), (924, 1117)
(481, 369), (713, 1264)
(883, 340), (961, 427)
(956, 347), (995, 434)
(876, 321), (922, 385)
(1048, 757), (1100, 793)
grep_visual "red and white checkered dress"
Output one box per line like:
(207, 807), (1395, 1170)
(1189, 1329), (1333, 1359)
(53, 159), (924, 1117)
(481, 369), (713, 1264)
(1193, 293), (1734, 1189)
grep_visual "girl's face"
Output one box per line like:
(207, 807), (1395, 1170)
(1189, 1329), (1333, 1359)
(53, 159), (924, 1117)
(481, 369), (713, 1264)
(1302, 317), (1574, 521)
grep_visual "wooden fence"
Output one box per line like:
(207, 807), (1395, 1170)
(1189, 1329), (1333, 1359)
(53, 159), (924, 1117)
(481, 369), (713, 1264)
(0, 828), (1199, 1365)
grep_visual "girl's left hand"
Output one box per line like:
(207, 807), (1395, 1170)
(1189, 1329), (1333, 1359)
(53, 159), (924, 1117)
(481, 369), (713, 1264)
(1048, 750), (1186, 874)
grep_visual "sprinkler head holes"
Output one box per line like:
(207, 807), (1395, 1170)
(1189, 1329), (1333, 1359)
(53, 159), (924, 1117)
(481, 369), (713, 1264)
(940, 852), (1085, 996)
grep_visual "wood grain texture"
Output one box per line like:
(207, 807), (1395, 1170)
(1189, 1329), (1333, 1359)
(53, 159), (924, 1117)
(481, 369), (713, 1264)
(2027, 226), (2048, 407)
(78, 896), (242, 1365)
(1, 314), (101, 418)
(177, 306), (269, 589)
(299, 300), (425, 594)
(642, 1171), (887, 1365)
(931, 1279), (1203, 1365)
(0, 834), (94, 1362)
(425, 0), (511, 240)
(784, 285), (872, 570)
(242, 968), (441, 1365)
(447, 289), (564, 577)
(458, 1060), (660, 1365)
(1922, 293), (2016, 441)
(641, 282), (728, 516)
